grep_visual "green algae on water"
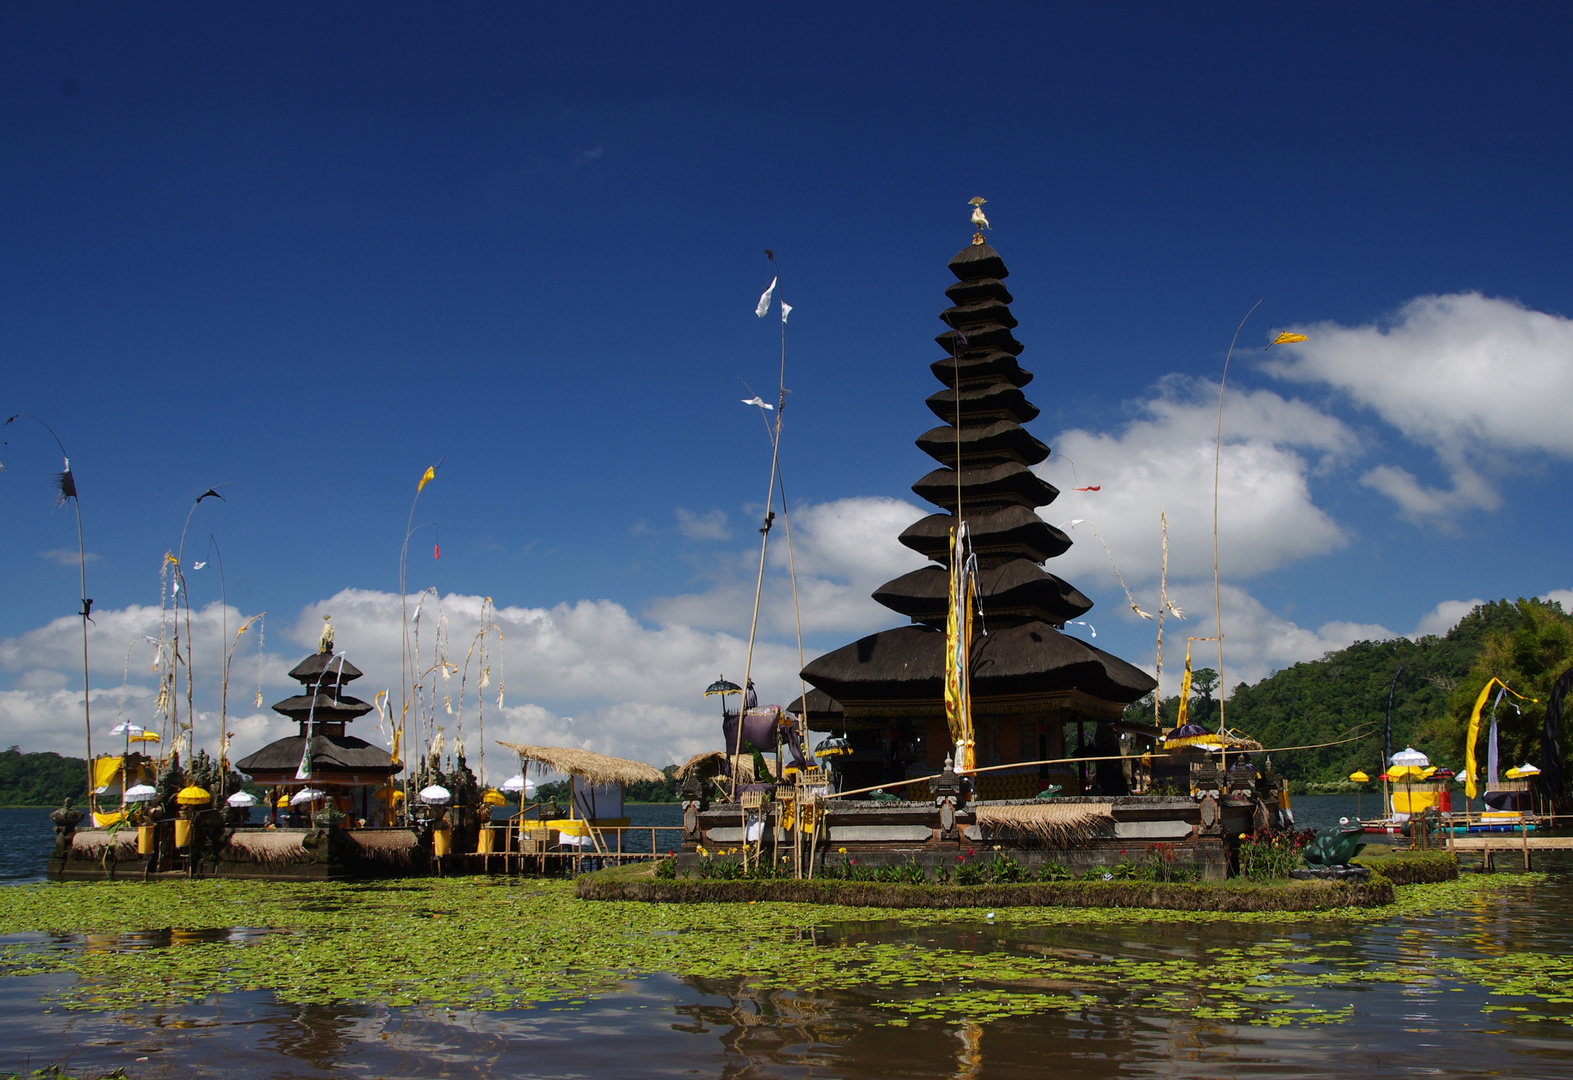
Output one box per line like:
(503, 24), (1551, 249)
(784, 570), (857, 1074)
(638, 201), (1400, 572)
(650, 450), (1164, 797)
(0, 874), (1562, 1032)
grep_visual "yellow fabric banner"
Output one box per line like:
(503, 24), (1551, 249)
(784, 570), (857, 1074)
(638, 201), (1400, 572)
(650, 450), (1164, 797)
(942, 525), (977, 771)
(92, 756), (125, 791)
(1175, 645), (1195, 729)
(417, 465), (436, 493)
(1464, 680), (1499, 800)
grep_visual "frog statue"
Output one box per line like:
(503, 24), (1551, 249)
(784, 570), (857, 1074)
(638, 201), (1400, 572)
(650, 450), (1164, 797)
(1302, 819), (1367, 868)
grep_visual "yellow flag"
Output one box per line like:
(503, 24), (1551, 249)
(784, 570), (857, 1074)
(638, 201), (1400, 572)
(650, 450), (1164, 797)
(1269, 331), (1308, 347)
(1175, 644), (1194, 729)
(1464, 679), (1499, 800)
(417, 465), (436, 494)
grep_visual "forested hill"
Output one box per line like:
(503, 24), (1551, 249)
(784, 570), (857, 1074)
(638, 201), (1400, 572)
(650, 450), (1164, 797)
(0, 747), (87, 807)
(1125, 599), (1572, 788)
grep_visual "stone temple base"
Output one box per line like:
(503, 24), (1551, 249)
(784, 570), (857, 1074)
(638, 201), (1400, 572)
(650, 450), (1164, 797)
(682, 795), (1263, 883)
(1290, 865), (1370, 881)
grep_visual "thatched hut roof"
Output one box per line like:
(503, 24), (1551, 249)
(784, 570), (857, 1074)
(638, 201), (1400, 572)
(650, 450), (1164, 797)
(496, 742), (664, 786)
(676, 751), (777, 783)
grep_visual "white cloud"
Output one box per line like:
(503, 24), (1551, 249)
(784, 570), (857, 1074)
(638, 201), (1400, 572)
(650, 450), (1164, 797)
(647, 495), (928, 637)
(1410, 597), (1489, 639)
(286, 589), (806, 772)
(2, 588), (811, 773)
(1040, 376), (1352, 590)
(38, 548), (100, 566)
(1144, 582), (1396, 697)
(674, 507), (731, 540)
(1264, 292), (1573, 521)
(1543, 588), (1573, 612)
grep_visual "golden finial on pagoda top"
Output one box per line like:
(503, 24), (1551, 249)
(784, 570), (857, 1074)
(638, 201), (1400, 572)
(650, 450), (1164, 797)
(969, 197), (991, 244)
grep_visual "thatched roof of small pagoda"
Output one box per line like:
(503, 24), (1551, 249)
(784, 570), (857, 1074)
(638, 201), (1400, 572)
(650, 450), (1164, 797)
(675, 750), (776, 784)
(496, 742), (664, 786)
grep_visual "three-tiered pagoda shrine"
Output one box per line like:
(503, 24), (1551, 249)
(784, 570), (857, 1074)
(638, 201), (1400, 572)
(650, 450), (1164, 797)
(234, 643), (400, 818)
(800, 226), (1157, 798)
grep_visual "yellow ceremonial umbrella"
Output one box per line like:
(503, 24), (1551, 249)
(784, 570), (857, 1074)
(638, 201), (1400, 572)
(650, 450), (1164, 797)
(482, 789), (507, 806)
(1350, 771), (1370, 818)
(175, 785), (212, 807)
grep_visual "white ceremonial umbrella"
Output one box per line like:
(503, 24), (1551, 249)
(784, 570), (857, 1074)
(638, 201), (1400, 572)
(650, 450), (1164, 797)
(290, 788), (327, 806)
(1391, 747), (1430, 768)
(226, 791), (258, 808)
(123, 783), (158, 803)
(419, 784), (452, 805)
(500, 774), (537, 799)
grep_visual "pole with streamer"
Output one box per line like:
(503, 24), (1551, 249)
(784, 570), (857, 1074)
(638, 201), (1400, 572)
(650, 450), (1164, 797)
(4, 415), (94, 804)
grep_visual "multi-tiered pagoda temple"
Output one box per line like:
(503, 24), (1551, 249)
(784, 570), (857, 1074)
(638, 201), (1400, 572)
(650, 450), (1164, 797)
(801, 226), (1156, 798)
(235, 644), (400, 819)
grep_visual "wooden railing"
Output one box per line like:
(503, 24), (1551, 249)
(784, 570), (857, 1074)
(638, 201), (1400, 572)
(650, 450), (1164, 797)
(465, 823), (688, 874)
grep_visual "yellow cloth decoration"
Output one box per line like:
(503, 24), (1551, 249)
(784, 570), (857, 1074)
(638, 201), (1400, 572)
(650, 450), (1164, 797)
(943, 524), (978, 771)
(1464, 678), (1538, 799)
(92, 756), (125, 791)
(1269, 331), (1308, 346)
(417, 465), (436, 493)
(1175, 645), (1195, 729)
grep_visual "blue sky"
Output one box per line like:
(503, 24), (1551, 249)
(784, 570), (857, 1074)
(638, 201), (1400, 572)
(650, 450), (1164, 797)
(3, 5), (1571, 771)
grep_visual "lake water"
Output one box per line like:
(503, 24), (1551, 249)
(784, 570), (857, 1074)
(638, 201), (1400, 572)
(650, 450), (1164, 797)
(3, 800), (1571, 1079)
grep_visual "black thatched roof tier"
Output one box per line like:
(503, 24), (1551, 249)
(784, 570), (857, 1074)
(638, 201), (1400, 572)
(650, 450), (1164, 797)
(785, 687), (844, 724)
(898, 506), (1072, 563)
(934, 324), (1023, 356)
(287, 653), (364, 684)
(949, 242), (1009, 281)
(916, 421), (1049, 468)
(801, 622), (1154, 706)
(944, 276), (1013, 305)
(233, 732), (398, 777)
(926, 383), (1039, 425)
(941, 298), (1019, 333)
(928, 351), (1033, 389)
(271, 693), (375, 722)
(873, 561), (1093, 627)
(912, 462), (1059, 512)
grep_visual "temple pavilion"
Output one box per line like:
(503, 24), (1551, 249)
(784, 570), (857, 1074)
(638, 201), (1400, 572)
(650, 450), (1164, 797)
(234, 643), (400, 822)
(800, 224), (1157, 798)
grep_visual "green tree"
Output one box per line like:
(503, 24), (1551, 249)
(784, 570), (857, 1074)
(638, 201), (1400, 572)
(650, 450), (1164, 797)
(1425, 598), (1573, 782)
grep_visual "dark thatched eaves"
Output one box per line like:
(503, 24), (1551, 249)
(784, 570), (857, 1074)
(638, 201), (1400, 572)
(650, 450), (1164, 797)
(873, 562), (1093, 628)
(899, 507), (1071, 564)
(802, 622), (1154, 706)
(911, 462), (1059, 512)
(915, 421), (1049, 468)
(233, 733), (397, 776)
(271, 694), (375, 722)
(287, 653), (365, 684)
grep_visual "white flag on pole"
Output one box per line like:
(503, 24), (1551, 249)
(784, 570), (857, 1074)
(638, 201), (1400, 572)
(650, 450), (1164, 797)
(780, 301), (792, 324)
(755, 277), (777, 318)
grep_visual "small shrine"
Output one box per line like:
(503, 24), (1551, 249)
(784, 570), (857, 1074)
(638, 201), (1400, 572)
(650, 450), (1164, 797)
(234, 636), (400, 824)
